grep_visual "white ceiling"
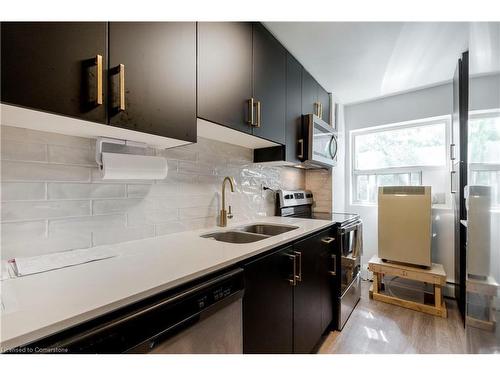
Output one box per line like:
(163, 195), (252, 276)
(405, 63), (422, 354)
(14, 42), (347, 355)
(264, 22), (469, 104)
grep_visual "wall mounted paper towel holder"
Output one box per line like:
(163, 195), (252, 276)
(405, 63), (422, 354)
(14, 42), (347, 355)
(95, 137), (148, 170)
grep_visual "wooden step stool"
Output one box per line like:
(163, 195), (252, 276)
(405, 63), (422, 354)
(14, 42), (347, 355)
(368, 255), (447, 318)
(466, 276), (498, 331)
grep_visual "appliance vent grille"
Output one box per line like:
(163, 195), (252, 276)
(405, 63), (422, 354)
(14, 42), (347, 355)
(382, 186), (425, 195)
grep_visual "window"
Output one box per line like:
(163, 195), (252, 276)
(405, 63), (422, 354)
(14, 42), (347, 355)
(351, 118), (450, 205)
(468, 110), (500, 207)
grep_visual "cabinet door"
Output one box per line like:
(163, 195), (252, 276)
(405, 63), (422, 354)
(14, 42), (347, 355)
(318, 229), (335, 333)
(243, 246), (294, 354)
(318, 85), (331, 125)
(252, 23), (286, 144)
(1, 22), (107, 123)
(197, 22), (253, 134)
(293, 229), (331, 353)
(108, 22), (196, 142)
(301, 69), (318, 116)
(285, 53), (303, 163)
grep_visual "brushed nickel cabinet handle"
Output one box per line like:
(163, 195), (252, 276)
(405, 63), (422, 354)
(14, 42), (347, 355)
(247, 97), (255, 126)
(95, 55), (103, 105)
(322, 237), (335, 244)
(294, 251), (302, 282)
(287, 254), (297, 286)
(119, 63), (125, 111)
(297, 139), (304, 159)
(255, 100), (261, 128)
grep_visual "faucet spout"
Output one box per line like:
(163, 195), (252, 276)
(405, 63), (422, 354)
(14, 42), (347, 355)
(219, 176), (235, 227)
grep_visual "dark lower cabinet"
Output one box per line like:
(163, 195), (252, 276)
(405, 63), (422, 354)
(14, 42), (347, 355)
(251, 23), (286, 144)
(243, 228), (335, 354)
(1, 22), (108, 123)
(197, 22), (253, 134)
(243, 246), (294, 354)
(293, 228), (333, 353)
(108, 22), (196, 142)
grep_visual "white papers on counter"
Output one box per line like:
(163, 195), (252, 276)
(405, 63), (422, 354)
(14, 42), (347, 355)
(1, 260), (17, 281)
(14, 247), (119, 277)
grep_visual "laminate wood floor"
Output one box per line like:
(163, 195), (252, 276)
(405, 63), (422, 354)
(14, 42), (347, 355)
(318, 280), (466, 354)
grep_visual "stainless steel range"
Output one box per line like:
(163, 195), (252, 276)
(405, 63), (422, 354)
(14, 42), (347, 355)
(277, 189), (363, 330)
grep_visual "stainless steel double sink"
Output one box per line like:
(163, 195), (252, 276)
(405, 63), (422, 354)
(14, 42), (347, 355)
(201, 224), (299, 244)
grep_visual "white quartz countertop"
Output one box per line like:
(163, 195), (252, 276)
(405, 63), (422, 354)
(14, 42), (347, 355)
(0, 216), (332, 351)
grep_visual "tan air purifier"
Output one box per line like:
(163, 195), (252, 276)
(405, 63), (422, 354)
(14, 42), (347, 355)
(378, 186), (432, 267)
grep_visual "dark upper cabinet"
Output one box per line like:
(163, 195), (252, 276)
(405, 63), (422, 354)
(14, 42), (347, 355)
(243, 246), (294, 354)
(285, 53), (303, 163)
(1, 22), (107, 123)
(317, 85), (331, 124)
(293, 228), (333, 353)
(108, 22), (196, 142)
(197, 22), (253, 134)
(251, 23), (286, 144)
(302, 68), (331, 125)
(301, 69), (318, 116)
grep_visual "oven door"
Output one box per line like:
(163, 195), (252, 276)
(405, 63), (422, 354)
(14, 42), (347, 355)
(339, 220), (362, 295)
(303, 114), (337, 168)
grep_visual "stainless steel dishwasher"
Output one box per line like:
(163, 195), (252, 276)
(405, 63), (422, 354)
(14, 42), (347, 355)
(32, 268), (244, 354)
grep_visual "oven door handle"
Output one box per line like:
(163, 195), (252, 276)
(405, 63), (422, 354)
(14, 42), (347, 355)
(339, 221), (362, 234)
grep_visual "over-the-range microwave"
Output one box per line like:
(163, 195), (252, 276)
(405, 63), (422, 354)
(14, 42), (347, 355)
(299, 114), (338, 168)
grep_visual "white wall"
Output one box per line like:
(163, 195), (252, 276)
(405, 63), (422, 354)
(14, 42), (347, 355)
(342, 83), (456, 290)
(0, 125), (305, 260)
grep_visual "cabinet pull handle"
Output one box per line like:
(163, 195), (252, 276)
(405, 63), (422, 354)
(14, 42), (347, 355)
(95, 55), (103, 105)
(321, 237), (335, 244)
(314, 102), (318, 116)
(293, 251), (302, 282)
(255, 100), (261, 128)
(450, 170), (456, 194)
(247, 98), (255, 126)
(119, 64), (125, 111)
(287, 254), (297, 286)
(450, 143), (456, 160)
(319, 103), (323, 118)
(329, 254), (337, 276)
(297, 139), (304, 159)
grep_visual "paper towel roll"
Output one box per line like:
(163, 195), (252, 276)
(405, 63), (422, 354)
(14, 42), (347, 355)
(101, 152), (168, 180)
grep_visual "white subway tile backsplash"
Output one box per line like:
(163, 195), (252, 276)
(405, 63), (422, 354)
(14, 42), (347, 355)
(92, 198), (143, 215)
(1, 182), (46, 201)
(126, 184), (152, 198)
(1, 220), (47, 243)
(48, 144), (94, 166)
(1, 126), (90, 148)
(49, 214), (126, 235)
(0, 140), (47, 162)
(2, 232), (92, 260)
(2, 160), (90, 182)
(1, 124), (305, 259)
(1, 220), (91, 259)
(1, 200), (90, 222)
(178, 206), (218, 220)
(126, 207), (178, 226)
(92, 225), (155, 246)
(48, 183), (126, 199)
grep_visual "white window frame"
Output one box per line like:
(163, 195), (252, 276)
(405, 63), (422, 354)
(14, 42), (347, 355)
(349, 115), (452, 207)
(468, 109), (500, 208)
